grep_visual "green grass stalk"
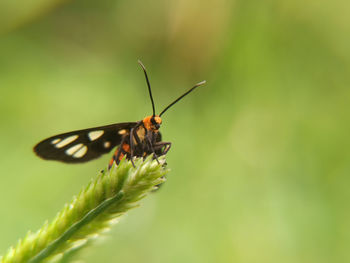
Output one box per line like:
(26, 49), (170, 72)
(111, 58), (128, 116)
(0, 156), (168, 263)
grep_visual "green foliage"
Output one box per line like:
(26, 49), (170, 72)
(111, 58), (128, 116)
(0, 156), (168, 263)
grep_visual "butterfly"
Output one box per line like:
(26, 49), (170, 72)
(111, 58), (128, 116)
(34, 61), (205, 168)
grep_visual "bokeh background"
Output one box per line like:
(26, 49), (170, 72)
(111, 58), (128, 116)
(0, 0), (349, 262)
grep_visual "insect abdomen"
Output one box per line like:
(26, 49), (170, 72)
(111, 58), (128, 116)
(108, 142), (131, 169)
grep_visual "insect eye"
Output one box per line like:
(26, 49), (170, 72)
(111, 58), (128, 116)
(151, 118), (157, 125)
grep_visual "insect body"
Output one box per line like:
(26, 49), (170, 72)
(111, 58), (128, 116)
(107, 115), (169, 168)
(34, 61), (205, 168)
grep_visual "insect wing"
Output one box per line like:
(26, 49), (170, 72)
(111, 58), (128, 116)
(34, 122), (136, 163)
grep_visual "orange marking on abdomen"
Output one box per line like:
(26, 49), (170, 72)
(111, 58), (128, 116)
(109, 148), (119, 168)
(122, 143), (130, 152)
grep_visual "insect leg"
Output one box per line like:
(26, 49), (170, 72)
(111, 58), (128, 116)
(130, 127), (135, 167)
(153, 142), (172, 155)
(115, 136), (128, 164)
(129, 122), (143, 167)
(145, 131), (160, 164)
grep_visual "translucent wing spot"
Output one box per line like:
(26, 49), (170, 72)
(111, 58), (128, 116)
(65, 143), (84, 156)
(118, 129), (127, 135)
(104, 141), (111, 148)
(73, 145), (88, 158)
(55, 135), (79, 148)
(51, 138), (61, 145)
(88, 130), (104, 141)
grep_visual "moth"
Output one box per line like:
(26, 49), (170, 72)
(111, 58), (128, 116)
(34, 61), (205, 168)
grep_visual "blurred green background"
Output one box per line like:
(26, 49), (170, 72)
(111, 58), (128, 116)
(0, 0), (349, 262)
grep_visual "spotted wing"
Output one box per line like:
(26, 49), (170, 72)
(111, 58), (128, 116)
(34, 122), (137, 163)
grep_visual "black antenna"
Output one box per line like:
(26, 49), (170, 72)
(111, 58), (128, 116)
(138, 60), (156, 116)
(159, 80), (206, 117)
